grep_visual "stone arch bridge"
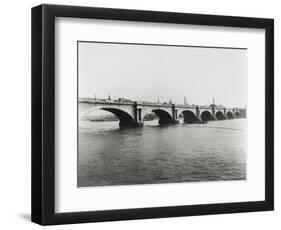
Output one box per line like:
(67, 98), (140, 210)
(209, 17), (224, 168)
(79, 98), (246, 127)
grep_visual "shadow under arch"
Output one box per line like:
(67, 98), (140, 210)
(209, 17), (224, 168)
(215, 111), (225, 120)
(152, 109), (174, 125)
(226, 111), (234, 119)
(201, 111), (214, 121)
(181, 110), (197, 123)
(101, 108), (136, 127)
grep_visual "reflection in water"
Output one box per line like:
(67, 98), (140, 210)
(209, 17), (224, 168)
(78, 119), (247, 187)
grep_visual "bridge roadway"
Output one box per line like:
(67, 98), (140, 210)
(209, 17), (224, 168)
(79, 97), (247, 127)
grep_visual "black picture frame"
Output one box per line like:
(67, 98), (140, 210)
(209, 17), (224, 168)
(31, 4), (274, 225)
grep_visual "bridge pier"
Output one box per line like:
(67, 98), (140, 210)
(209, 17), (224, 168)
(195, 106), (203, 123)
(122, 102), (143, 127)
(211, 104), (217, 120)
(232, 109), (236, 119)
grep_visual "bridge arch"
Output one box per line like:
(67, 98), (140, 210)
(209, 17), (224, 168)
(234, 111), (240, 118)
(226, 111), (234, 119)
(215, 111), (225, 120)
(181, 110), (197, 123)
(201, 111), (214, 121)
(152, 109), (174, 125)
(101, 108), (136, 127)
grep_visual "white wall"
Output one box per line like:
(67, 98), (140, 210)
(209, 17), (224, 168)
(0, 0), (279, 229)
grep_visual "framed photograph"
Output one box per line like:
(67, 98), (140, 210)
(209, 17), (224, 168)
(31, 4), (274, 225)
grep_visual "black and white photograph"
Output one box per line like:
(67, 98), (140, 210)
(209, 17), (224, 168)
(30, 3), (274, 226)
(78, 41), (248, 187)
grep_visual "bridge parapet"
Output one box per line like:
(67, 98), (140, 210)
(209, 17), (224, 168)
(79, 97), (135, 105)
(175, 104), (197, 109)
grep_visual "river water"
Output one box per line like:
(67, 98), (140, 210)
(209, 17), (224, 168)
(78, 119), (247, 187)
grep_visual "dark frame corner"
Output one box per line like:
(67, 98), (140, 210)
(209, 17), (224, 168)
(31, 4), (274, 225)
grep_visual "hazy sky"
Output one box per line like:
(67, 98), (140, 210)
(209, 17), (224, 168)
(78, 42), (247, 108)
